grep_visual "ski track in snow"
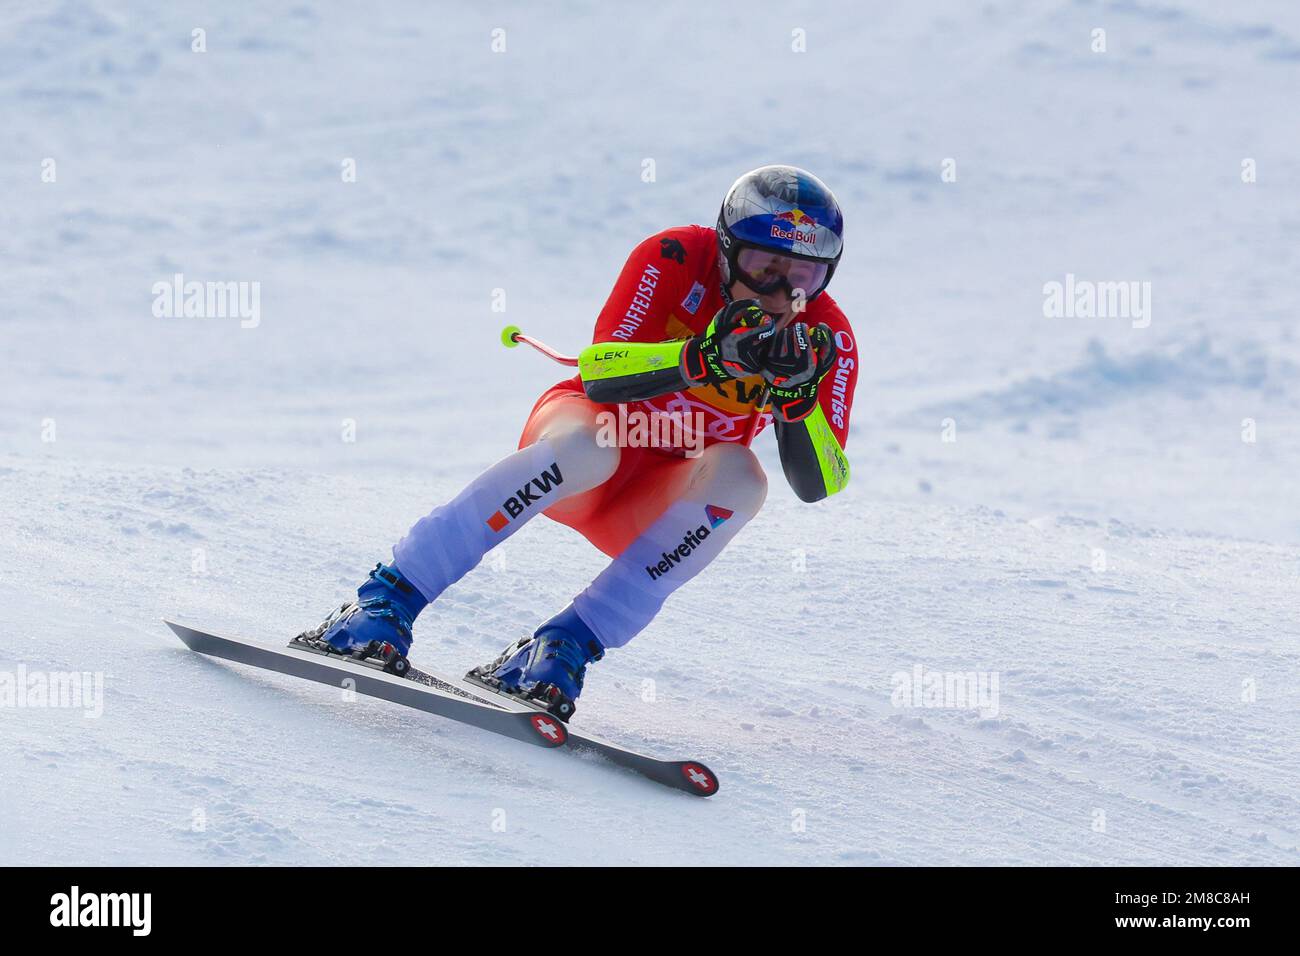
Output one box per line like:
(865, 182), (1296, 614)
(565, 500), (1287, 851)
(2, 0), (1299, 864)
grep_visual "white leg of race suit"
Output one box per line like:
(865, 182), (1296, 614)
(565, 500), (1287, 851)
(571, 442), (768, 648)
(392, 414), (618, 603)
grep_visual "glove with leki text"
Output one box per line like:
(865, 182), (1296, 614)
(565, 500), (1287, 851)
(680, 299), (777, 385)
(759, 321), (838, 422)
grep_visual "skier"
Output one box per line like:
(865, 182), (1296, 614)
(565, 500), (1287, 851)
(299, 165), (858, 718)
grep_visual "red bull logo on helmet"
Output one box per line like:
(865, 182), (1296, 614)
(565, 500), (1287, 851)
(775, 208), (818, 227)
(770, 207), (819, 246)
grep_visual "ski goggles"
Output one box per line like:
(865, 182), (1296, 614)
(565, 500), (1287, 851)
(733, 246), (832, 299)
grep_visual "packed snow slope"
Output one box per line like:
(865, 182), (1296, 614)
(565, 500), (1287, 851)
(2, 0), (1298, 865)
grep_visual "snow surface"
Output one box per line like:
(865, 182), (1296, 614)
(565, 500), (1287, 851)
(2, 0), (1299, 865)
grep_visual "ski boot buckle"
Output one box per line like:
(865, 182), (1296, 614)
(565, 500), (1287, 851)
(364, 640), (410, 677)
(530, 682), (576, 722)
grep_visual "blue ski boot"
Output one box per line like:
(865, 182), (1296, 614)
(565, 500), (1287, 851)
(466, 604), (605, 721)
(294, 562), (428, 676)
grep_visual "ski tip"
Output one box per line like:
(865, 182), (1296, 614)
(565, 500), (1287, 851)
(163, 620), (205, 649)
(677, 761), (720, 797)
(163, 619), (203, 638)
(526, 712), (569, 748)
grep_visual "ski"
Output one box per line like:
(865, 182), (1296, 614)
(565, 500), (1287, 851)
(165, 621), (719, 797)
(457, 673), (720, 797)
(164, 621), (568, 749)
(563, 723), (719, 797)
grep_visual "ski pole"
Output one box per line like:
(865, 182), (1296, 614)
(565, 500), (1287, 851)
(500, 325), (579, 367)
(741, 389), (769, 448)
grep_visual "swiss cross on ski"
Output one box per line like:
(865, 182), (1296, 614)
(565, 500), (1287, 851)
(531, 714), (567, 745)
(681, 763), (718, 795)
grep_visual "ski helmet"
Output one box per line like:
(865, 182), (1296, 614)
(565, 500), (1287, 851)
(716, 165), (844, 303)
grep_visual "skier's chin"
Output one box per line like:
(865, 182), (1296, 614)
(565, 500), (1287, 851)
(729, 282), (792, 321)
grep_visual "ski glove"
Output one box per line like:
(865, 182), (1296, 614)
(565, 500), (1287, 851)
(679, 300), (776, 386)
(760, 321), (838, 423)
